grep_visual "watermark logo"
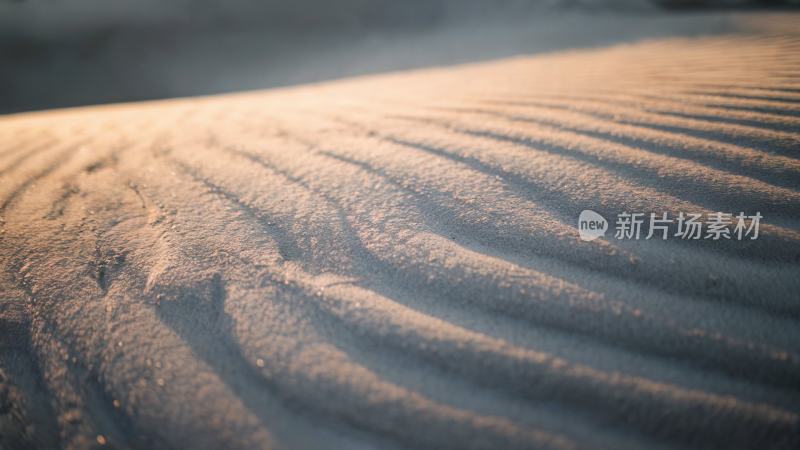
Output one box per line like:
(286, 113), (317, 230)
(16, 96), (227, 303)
(578, 209), (608, 242)
(577, 210), (762, 242)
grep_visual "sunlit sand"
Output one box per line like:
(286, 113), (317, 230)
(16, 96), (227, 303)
(1, 12), (799, 450)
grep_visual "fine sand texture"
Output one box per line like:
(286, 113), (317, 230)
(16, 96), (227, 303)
(1, 13), (799, 450)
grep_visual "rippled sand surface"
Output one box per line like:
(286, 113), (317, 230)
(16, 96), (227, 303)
(1, 13), (799, 450)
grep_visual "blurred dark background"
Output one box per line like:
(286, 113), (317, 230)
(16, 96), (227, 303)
(1, 0), (797, 114)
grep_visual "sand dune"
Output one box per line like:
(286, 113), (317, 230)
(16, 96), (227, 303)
(1, 13), (800, 450)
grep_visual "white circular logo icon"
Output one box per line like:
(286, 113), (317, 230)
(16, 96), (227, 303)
(578, 210), (608, 242)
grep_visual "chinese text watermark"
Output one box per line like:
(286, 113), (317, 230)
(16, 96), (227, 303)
(578, 210), (762, 242)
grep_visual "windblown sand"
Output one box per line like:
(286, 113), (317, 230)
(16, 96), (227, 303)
(1, 13), (799, 450)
